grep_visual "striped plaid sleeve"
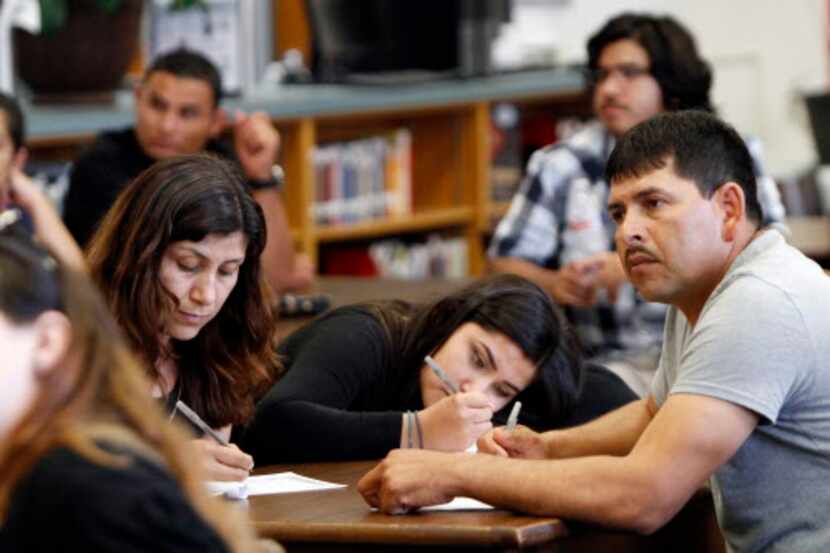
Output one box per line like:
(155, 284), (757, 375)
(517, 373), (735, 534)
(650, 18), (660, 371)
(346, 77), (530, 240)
(487, 145), (585, 266)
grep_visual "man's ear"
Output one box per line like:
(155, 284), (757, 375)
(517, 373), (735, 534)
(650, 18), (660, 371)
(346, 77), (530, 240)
(209, 107), (227, 139)
(31, 311), (72, 378)
(714, 182), (746, 242)
(13, 146), (28, 171)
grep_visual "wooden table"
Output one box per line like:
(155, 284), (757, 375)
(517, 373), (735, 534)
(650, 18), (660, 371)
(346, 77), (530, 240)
(247, 460), (724, 552)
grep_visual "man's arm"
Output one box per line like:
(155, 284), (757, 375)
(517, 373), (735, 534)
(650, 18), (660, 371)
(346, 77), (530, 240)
(489, 254), (618, 307)
(251, 187), (313, 293)
(479, 396), (656, 459)
(232, 111), (314, 293)
(360, 393), (758, 533)
(9, 169), (85, 271)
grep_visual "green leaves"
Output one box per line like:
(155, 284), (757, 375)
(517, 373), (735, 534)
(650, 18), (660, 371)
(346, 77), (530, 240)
(37, 0), (68, 35)
(37, 0), (124, 35)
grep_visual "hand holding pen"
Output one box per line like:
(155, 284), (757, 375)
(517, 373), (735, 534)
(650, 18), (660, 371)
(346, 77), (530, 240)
(175, 400), (254, 482)
(417, 356), (494, 451)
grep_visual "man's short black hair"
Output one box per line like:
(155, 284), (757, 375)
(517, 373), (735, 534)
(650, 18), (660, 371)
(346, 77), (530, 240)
(588, 13), (713, 112)
(144, 48), (223, 107)
(0, 92), (25, 151)
(606, 110), (762, 223)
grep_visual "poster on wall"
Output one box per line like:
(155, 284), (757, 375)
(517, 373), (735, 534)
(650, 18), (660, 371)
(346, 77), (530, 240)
(149, 0), (271, 96)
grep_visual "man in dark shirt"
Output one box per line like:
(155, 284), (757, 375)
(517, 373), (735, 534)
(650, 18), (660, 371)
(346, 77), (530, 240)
(63, 48), (312, 292)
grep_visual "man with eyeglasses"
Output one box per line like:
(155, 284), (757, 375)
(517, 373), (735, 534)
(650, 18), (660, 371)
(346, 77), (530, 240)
(488, 13), (785, 396)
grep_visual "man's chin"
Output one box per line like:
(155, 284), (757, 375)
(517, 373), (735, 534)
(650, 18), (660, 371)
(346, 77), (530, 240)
(145, 147), (182, 160)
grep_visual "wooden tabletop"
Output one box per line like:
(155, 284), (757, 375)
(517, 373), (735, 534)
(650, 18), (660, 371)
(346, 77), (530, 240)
(246, 460), (724, 553)
(249, 460), (565, 549)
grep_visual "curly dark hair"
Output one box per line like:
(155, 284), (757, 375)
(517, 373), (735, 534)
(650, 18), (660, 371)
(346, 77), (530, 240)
(588, 13), (713, 112)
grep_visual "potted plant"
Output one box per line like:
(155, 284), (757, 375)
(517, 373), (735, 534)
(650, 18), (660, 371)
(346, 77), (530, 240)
(14, 0), (204, 96)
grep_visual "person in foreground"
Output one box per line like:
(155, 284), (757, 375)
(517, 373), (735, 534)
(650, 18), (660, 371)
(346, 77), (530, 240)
(359, 111), (830, 552)
(0, 230), (280, 552)
(87, 154), (280, 482)
(241, 274), (635, 464)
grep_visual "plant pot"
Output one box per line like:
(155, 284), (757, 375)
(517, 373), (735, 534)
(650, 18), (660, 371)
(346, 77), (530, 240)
(13, 0), (144, 95)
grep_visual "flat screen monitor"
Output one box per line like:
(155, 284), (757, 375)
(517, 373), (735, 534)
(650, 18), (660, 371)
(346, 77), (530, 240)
(305, 0), (510, 84)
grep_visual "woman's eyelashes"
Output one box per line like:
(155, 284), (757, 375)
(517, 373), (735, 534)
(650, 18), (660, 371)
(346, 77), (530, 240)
(469, 343), (513, 398)
(176, 259), (199, 272)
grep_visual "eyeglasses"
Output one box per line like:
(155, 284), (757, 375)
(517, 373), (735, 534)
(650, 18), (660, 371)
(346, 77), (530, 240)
(585, 64), (651, 86)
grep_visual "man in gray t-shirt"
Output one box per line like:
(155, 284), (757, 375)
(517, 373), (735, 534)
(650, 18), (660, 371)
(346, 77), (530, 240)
(358, 111), (830, 552)
(654, 228), (830, 551)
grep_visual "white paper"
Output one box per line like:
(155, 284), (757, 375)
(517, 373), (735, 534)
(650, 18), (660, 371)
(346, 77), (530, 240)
(207, 471), (346, 499)
(244, 471), (346, 496)
(420, 497), (494, 512)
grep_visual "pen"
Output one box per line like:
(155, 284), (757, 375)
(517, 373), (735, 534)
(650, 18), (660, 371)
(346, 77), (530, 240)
(506, 401), (522, 431)
(424, 355), (459, 394)
(175, 400), (230, 446)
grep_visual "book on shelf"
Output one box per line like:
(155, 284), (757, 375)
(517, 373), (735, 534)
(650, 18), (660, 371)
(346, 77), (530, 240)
(319, 235), (468, 279)
(369, 235), (468, 279)
(312, 129), (412, 226)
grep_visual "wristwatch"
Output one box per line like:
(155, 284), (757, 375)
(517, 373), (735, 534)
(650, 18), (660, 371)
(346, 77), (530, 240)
(249, 164), (285, 190)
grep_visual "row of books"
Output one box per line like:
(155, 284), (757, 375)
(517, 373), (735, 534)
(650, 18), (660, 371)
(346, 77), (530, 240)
(312, 129), (412, 225)
(368, 236), (468, 279)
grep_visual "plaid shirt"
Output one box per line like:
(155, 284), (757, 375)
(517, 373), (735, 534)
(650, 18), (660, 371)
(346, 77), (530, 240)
(488, 120), (786, 358)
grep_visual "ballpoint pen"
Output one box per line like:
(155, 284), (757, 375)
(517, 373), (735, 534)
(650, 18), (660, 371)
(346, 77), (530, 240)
(424, 355), (459, 394)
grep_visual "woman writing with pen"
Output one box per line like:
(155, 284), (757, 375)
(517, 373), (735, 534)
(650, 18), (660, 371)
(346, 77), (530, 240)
(241, 274), (635, 464)
(87, 154), (280, 482)
(0, 229), (279, 551)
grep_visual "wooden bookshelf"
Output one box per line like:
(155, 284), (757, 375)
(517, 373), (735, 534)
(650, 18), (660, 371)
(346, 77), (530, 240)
(315, 207), (474, 243)
(26, 69), (588, 276)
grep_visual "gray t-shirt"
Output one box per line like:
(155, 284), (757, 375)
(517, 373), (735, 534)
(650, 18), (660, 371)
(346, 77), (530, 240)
(652, 230), (830, 553)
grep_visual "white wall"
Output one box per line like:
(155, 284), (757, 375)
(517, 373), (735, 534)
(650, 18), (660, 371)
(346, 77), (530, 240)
(500, 0), (828, 175)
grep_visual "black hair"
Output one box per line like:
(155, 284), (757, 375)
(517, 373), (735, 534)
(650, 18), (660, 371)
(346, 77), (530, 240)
(359, 274), (584, 429)
(587, 13), (713, 112)
(145, 48), (223, 107)
(606, 110), (762, 222)
(0, 92), (25, 151)
(0, 227), (61, 323)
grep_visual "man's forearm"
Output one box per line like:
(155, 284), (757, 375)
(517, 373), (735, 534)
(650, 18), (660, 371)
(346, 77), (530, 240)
(252, 188), (300, 293)
(449, 452), (661, 532)
(544, 398), (655, 459)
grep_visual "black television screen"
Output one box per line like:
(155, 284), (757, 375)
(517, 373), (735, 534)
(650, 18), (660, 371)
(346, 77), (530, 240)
(306, 0), (510, 83)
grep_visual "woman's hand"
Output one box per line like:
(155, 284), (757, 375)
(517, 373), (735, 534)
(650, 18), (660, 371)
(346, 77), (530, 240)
(418, 392), (494, 451)
(190, 439), (254, 482)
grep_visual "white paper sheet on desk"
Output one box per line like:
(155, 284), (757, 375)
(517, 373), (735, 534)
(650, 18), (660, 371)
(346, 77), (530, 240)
(245, 472), (346, 496)
(207, 472), (346, 499)
(420, 497), (494, 511)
